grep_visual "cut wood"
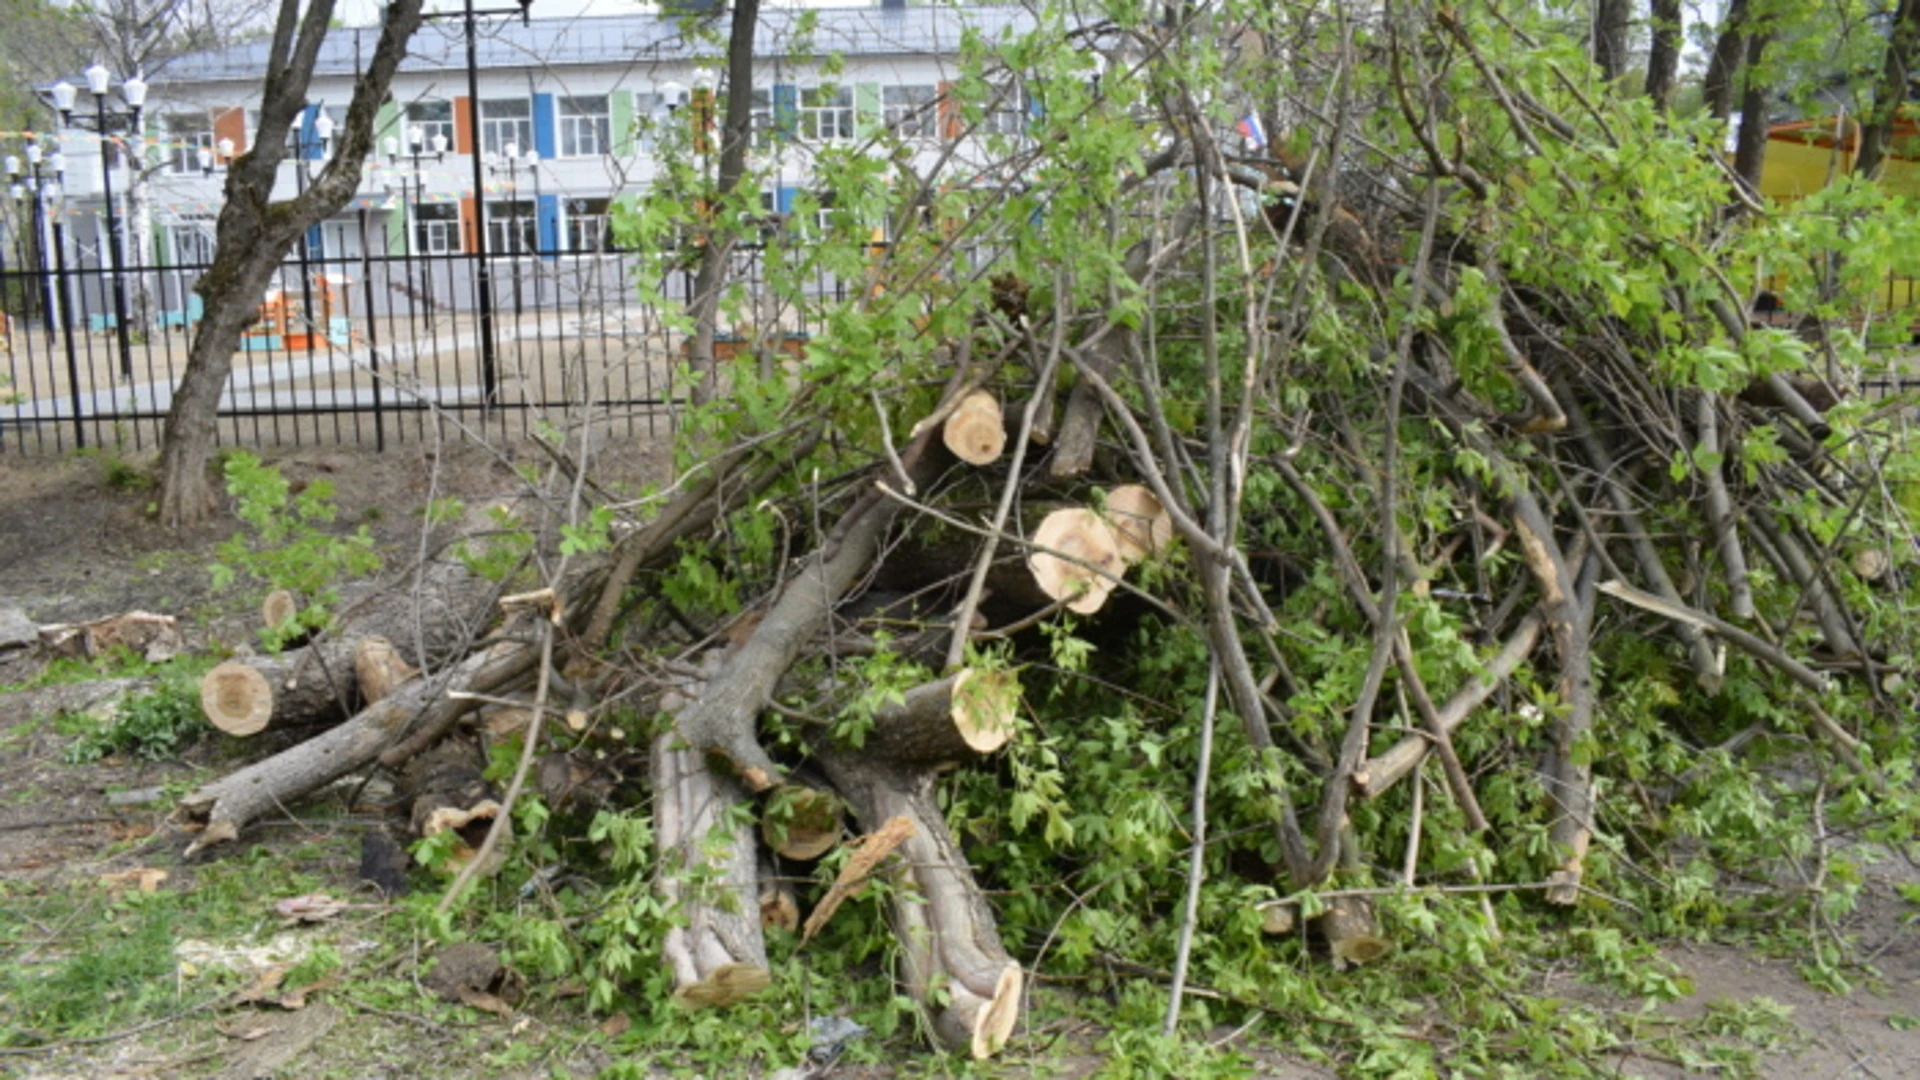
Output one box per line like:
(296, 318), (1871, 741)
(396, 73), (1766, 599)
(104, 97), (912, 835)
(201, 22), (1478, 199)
(819, 756), (1023, 1059)
(858, 668), (1019, 766)
(406, 737), (507, 878)
(354, 636), (418, 704)
(201, 661), (274, 737)
(655, 648), (770, 1008)
(262, 589), (300, 633)
(1317, 896), (1391, 968)
(1028, 508), (1125, 615)
(802, 814), (916, 942)
(760, 783), (842, 862)
(39, 611), (181, 663)
(757, 852), (799, 933)
(173, 641), (539, 854)
(1102, 484), (1175, 565)
(941, 390), (1006, 466)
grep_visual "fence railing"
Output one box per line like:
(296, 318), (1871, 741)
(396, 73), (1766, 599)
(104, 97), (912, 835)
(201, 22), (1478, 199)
(1, 216), (858, 454)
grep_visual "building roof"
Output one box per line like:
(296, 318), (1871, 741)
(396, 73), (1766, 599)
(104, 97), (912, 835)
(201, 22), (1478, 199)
(154, 3), (1037, 85)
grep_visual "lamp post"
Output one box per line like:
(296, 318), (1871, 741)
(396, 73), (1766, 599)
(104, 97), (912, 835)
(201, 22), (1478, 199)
(485, 142), (537, 315)
(7, 143), (65, 342)
(421, 0), (534, 412)
(50, 64), (145, 380)
(387, 126), (446, 330)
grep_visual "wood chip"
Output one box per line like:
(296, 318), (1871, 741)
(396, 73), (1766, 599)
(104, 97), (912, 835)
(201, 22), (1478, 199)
(802, 815), (917, 943)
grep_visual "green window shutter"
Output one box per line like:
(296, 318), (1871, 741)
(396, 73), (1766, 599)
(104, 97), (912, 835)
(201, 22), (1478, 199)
(386, 205), (408, 256)
(612, 89), (634, 155)
(856, 82), (881, 138)
(376, 100), (399, 147)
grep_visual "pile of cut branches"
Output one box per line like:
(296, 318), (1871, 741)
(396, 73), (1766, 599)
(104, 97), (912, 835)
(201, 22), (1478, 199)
(167, 0), (1920, 1061)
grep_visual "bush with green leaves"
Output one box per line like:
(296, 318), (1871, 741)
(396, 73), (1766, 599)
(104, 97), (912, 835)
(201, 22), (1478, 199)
(211, 451), (381, 649)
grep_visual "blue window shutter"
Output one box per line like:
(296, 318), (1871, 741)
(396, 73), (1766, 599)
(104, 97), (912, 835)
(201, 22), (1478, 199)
(300, 103), (322, 159)
(536, 193), (560, 260)
(533, 93), (557, 159)
(773, 84), (797, 142)
(775, 185), (797, 214)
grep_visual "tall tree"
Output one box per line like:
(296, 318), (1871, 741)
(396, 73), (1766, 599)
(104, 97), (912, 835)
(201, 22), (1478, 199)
(1592, 0), (1631, 81)
(685, 0), (762, 404)
(1855, 0), (1920, 177)
(1644, 0), (1682, 108)
(1703, 0), (1752, 120)
(154, 0), (426, 525)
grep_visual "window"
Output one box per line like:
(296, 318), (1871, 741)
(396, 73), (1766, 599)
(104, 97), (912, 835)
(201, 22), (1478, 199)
(982, 85), (1029, 136)
(169, 220), (216, 264)
(559, 95), (610, 157)
(480, 99), (532, 156)
(883, 85), (937, 139)
(413, 202), (460, 254)
(748, 88), (773, 145)
(162, 113), (214, 174)
(406, 100), (455, 150)
(487, 200), (536, 254)
(566, 197), (611, 252)
(799, 86), (854, 142)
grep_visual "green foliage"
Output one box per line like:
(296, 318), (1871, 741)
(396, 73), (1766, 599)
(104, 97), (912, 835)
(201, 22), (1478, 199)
(60, 669), (205, 764)
(211, 452), (381, 650)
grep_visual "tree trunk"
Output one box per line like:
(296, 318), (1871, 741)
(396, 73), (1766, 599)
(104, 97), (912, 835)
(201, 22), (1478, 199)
(1855, 0), (1920, 178)
(686, 0), (762, 404)
(1644, 0), (1682, 109)
(1592, 0), (1631, 82)
(155, 0), (426, 526)
(1701, 0), (1749, 122)
(1731, 34), (1773, 193)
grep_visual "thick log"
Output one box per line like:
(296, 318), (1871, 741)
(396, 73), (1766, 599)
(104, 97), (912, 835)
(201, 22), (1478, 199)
(262, 589), (300, 633)
(858, 668), (1018, 767)
(942, 390), (1006, 466)
(654, 648), (771, 1007)
(173, 642), (539, 854)
(197, 561), (496, 734)
(39, 611), (182, 663)
(757, 852), (799, 933)
(1028, 508), (1125, 615)
(354, 637), (418, 704)
(1102, 484), (1175, 565)
(760, 784), (842, 862)
(818, 756), (1022, 1059)
(1317, 897), (1390, 968)
(201, 661), (274, 737)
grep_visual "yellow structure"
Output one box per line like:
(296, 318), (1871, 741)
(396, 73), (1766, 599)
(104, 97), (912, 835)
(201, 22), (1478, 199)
(1759, 117), (1920, 317)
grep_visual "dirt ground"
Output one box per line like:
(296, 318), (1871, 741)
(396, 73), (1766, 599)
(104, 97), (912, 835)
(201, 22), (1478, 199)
(1, 447), (1917, 1079)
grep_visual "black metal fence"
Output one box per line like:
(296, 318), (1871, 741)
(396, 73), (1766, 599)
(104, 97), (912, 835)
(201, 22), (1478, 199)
(1, 211), (854, 454)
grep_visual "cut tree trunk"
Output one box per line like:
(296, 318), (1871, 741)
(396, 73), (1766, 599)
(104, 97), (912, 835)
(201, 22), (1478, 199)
(855, 668), (1018, 767)
(943, 390), (1007, 466)
(654, 648), (770, 1007)
(173, 641), (539, 853)
(1029, 507), (1126, 615)
(817, 756), (1023, 1059)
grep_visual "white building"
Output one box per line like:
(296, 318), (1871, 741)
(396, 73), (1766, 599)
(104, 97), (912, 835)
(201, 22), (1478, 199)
(50, 1), (1039, 271)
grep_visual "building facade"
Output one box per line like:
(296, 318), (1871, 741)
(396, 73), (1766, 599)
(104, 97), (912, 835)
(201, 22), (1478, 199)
(46, 2), (1038, 277)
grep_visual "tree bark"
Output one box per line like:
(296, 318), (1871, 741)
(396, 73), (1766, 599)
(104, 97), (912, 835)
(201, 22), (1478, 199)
(685, 0), (762, 404)
(1592, 0), (1631, 82)
(155, 0), (426, 526)
(1701, 0), (1749, 122)
(815, 755), (1023, 1059)
(1644, 0), (1682, 109)
(1856, 0), (1920, 178)
(1732, 33), (1774, 193)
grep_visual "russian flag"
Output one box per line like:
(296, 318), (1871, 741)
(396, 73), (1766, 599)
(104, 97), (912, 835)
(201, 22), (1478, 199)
(1236, 112), (1268, 151)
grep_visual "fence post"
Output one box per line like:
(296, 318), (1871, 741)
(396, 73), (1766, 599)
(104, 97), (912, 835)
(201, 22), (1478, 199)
(52, 223), (84, 450)
(360, 207), (385, 452)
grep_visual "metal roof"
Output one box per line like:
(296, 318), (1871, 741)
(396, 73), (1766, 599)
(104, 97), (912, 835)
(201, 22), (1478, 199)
(155, 4), (1038, 85)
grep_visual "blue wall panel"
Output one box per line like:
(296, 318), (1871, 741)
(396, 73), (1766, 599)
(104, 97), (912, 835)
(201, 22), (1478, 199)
(533, 93), (557, 159)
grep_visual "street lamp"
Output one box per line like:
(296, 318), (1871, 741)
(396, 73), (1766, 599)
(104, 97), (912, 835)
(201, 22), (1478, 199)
(6, 142), (63, 341)
(485, 142), (539, 315)
(196, 138), (237, 176)
(48, 63), (145, 379)
(387, 126), (448, 330)
(420, 0), (536, 411)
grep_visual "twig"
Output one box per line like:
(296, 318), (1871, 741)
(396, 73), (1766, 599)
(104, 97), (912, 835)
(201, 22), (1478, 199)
(1163, 659), (1219, 1037)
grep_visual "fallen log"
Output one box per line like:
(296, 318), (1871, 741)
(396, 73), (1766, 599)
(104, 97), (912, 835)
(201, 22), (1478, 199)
(856, 667), (1019, 767)
(942, 390), (1007, 466)
(173, 641), (539, 853)
(817, 757), (1023, 1059)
